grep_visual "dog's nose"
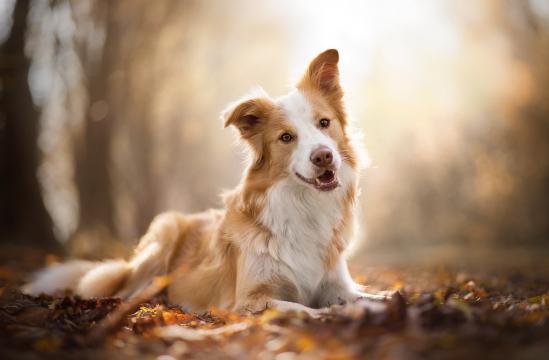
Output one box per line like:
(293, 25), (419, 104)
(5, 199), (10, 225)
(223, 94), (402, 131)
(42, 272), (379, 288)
(310, 146), (334, 167)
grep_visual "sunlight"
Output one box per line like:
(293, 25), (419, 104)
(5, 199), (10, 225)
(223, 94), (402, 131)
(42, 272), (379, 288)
(0, 0), (15, 44)
(278, 0), (457, 111)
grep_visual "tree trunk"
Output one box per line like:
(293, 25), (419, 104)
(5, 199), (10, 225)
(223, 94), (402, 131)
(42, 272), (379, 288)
(70, 2), (119, 257)
(0, 0), (59, 251)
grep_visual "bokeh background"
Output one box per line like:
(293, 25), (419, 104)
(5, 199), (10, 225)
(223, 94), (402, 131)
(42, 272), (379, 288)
(1, 0), (549, 270)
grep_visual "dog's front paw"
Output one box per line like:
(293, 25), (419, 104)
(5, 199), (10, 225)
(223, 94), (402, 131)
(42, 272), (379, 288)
(322, 290), (389, 307)
(350, 290), (393, 302)
(235, 297), (327, 318)
(323, 290), (407, 323)
(234, 300), (270, 315)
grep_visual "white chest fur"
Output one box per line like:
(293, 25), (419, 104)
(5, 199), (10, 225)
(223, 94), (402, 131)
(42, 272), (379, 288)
(259, 177), (348, 302)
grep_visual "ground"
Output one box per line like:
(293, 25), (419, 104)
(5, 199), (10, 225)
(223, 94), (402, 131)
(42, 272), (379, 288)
(0, 245), (548, 360)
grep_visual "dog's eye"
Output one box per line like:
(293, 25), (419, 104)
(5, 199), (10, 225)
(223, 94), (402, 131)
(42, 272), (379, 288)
(319, 118), (331, 128)
(280, 133), (293, 143)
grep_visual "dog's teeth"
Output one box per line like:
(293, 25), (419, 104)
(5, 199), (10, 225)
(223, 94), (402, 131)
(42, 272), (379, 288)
(315, 178), (321, 186)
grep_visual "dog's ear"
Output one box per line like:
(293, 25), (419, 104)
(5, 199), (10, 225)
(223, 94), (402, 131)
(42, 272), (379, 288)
(222, 95), (273, 139)
(298, 49), (341, 96)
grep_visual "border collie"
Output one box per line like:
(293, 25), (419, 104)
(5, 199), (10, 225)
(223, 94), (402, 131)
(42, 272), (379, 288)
(23, 49), (387, 316)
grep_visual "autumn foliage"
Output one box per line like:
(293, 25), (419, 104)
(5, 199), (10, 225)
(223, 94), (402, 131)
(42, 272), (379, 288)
(1, 249), (547, 359)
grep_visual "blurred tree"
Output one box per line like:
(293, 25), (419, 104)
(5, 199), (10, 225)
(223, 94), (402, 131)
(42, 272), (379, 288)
(69, 1), (119, 256)
(359, 0), (549, 267)
(495, 0), (549, 244)
(69, 1), (182, 255)
(0, 0), (59, 250)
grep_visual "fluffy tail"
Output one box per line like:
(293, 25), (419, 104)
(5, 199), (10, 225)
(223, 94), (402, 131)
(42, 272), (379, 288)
(21, 260), (130, 297)
(22, 212), (186, 298)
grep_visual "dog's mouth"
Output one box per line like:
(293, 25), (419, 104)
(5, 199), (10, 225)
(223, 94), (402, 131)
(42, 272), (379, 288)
(295, 169), (340, 192)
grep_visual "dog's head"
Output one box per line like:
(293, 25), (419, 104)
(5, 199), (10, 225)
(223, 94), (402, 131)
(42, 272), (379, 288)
(223, 49), (358, 193)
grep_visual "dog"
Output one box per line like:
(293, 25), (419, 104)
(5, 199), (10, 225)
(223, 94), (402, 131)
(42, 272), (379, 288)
(23, 49), (388, 316)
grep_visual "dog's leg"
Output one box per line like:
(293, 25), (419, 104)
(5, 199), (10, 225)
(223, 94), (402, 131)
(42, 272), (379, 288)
(23, 212), (186, 299)
(314, 257), (388, 307)
(116, 212), (186, 298)
(232, 253), (323, 317)
(311, 258), (407, 323)
(234, 293), (323, 318)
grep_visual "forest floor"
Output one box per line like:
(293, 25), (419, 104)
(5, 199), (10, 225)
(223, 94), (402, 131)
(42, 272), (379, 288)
(0, 245), (548, 360)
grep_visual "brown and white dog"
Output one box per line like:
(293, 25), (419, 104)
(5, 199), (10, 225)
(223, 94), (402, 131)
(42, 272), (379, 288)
(23, 49), (385, 315)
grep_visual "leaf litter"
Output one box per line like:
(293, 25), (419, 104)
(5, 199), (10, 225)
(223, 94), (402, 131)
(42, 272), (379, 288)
(0, 249), (548, 359)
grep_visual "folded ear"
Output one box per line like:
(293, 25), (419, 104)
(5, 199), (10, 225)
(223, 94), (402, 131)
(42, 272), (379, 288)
(298, 49), (341, 96)
(222, 94), (274, 139)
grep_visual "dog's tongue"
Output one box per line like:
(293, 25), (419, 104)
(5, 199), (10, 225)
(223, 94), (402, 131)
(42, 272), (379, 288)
(317, 170), (335, 184)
